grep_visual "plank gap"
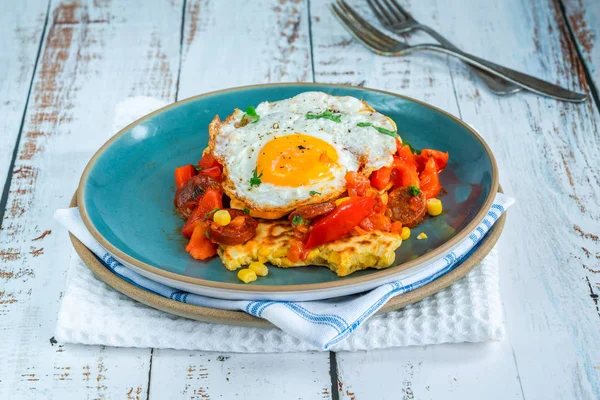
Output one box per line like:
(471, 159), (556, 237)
(447, 56), (464, 120)
(307, 0), (316, 83)
(329, 351), (340, 400)
(510, 343), (527, 400)
(556, 0), (600, 113)
(0, 0), (51, 227)
(174, 0), (188, 101)
(146, 348), (154, 399)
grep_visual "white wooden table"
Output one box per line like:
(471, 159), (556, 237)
(1, 0), (599, 398)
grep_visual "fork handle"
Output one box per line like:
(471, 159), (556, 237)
(417, 25), (521, 95)
(422, 44), (587, 102)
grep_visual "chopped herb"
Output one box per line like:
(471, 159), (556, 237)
(242, 207), (250, 214)
(249, 168), (263, 187)
(356, 122), (399, 138)
(205, 230), (211, 238)
(309, 190), (321, 196)
(409, 185), (421, 196)
(306, 110), (342, 123)
(237, 106), (260, 127)
(205, 208), (220, 217)
(242, 106), (260, 123)
(292, 215), (305, 226)
(194, 165), (204, 172)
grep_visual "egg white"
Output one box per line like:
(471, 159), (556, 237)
(209, 92), (398, 211)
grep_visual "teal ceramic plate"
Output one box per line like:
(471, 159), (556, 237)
(78, 83), (498, 301)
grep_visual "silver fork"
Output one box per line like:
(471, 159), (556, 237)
(367, 0), (520, 95)
(331, 0), (587, 103)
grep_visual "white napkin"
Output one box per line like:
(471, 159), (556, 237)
(54, 194), (511, 350)
(56, 244), (503, 352)
(53, 97), (510, 352)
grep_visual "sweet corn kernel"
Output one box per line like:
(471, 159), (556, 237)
(380, 192), (389, 205)
(335, 197), (351, 207)
(416, 232), (428, 240)
(237, 268), (257, 283)
(426, 198), (443, 216)
(248, 261), (269, 277)
(213, 209), (231, 226)
(400, 227), (411, 240)
(273, 248), (287, 258)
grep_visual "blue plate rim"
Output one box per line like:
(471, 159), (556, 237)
(77, 82), (499, 293)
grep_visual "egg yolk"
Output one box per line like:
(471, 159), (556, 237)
(256, 134), (339, 187)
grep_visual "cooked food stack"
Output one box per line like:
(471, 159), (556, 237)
(173, 92), (448, 279)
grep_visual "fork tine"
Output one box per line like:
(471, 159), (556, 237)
(381, 0), (408, 22)
(366, 0), (395, 26)
(337, 0), (398, 47)
(336, 1), (394, 49)
(330, 4), (386, 51)
(387, 0), (416, 21)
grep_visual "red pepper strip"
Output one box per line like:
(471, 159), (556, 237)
(416, 149), (448, 172)
(345, 171), (371, 197)
(174, 165), (197, 189)
(396, 143), (417, 167)
(419, 157), (442, 199)
(390, 157), (420, 188)
(370, 166), (392, 190)
(181, 188), (223, 237)
(367, 213), (392, 232)
(305, 196), (375, 249)
(287, 239), (309, 262)
(198, 153), (220, 169)
(186, 222), (217, 260)
(198, 165), (222, 181)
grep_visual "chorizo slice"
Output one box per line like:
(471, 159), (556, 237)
(175, 175), (222, 218)
(288, 201), (336, 223)
(387, 186), (427, 228)
(209, 209), (258, 246)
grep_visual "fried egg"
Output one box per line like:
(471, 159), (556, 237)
(208, 92), (398, 218)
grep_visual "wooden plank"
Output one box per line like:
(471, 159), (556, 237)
(336, 342), (524, 400)
(0, 0), (48, 196)
(0, 0), (183, 398)
(439, 0), (600, 398)
(149, 350), (332, 400)
(149, 1), (334, 399)
(562, 0), (600, 93)
(309, 2), (525, 399)
(176, 0), (313, 99)
(310, 0), (458, 111)
(311, 0), (600, 398)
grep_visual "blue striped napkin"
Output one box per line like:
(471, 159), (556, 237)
(54, 193), (513, 350)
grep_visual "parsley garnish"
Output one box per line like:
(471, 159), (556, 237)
(356, 122), (398, 138)
(249, 169), (263, 187)
(242, 207), (250, 214)
(409, 185), (421, 196)
(205, 208), (220, 217)
(242, 106), (260, 124)
(205, 231), (211, 238)
(309, 190), (321, 196)
(306, 110), (341, 123)
(292, 215), (305, 226)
